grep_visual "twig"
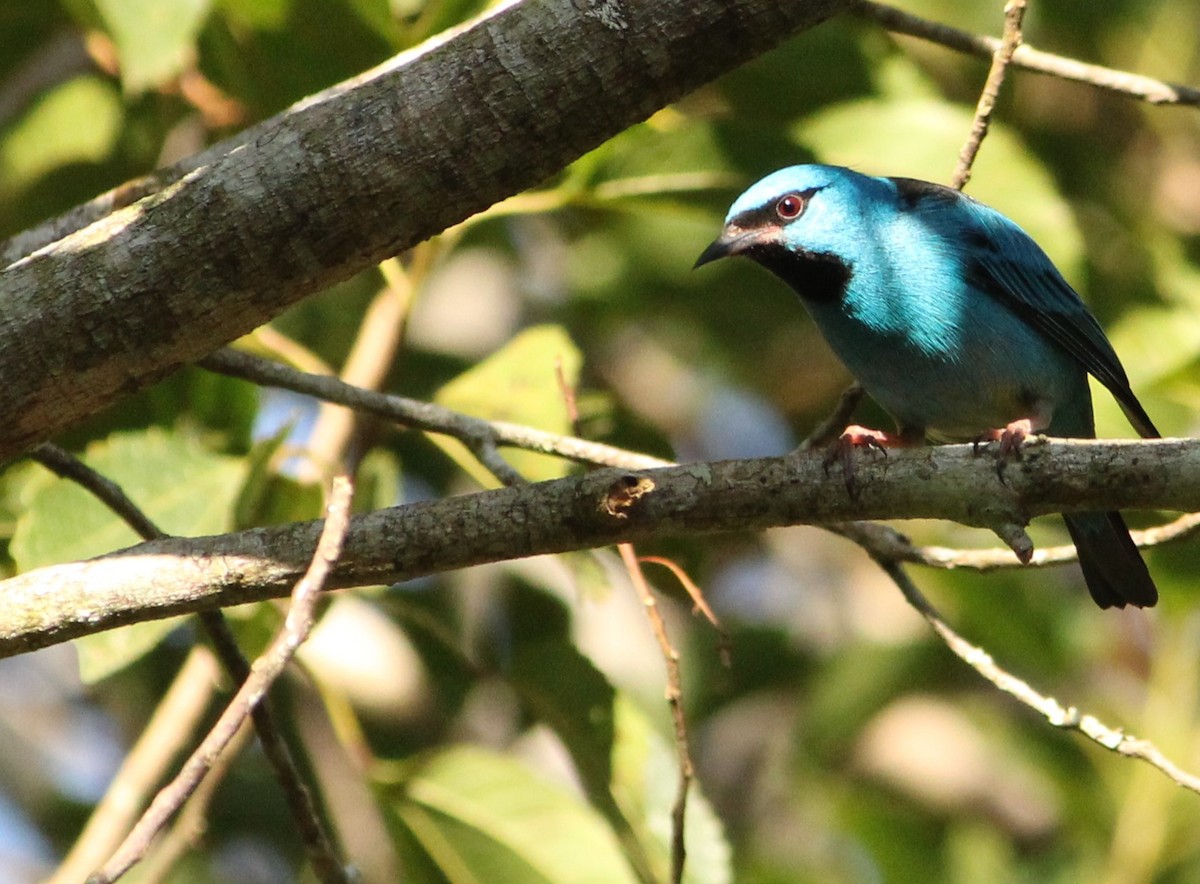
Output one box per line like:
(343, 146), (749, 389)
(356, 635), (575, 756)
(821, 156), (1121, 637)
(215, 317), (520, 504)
(555, 355), (584, 440)
(618, 543), (691, 884)
(31, 443), (163, 540)
(201, 347), (669, 472)
(91, 475), (357, 884)
(49, 648), (221, 884)
(297, 250), (425, 483)
(855, 1), (1200, 107)
(193, 609), (346, 883)
(832, 511), (1200, 572)
(32, 443), (343, 882)
(871, 556), (1200, 793)
(951, 0), (1026, 190)
(557, 357), (695, 875)
(134, 719), (256, 884)
(637, 556), (731, 667)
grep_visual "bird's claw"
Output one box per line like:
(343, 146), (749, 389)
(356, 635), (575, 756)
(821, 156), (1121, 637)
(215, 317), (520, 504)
(973, 418), (1034, 484)
(823, 425), (897, 499)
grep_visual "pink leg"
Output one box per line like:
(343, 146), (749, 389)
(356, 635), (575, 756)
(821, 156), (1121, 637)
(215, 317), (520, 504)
(837, 424), (909, 451)
(974, 417), (1035, 459)
(974, 417), (1041, 485)
(824, 424), (919, 497)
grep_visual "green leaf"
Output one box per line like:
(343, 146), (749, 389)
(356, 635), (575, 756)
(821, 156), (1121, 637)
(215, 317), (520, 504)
(13, 428), (248, 681)
(95, 0), (212, 93)
(0, 75), (122, 191)
(508, 639), (616, 802)
(213, 0), (291, 29)
(386, 746), (638, 883)
(796, 98), (1084, 275)
(433, 325), (583, 484)
(612, 697), (733, 884)
(354, 446), (403, 513)
(233, 423), (323, 528)
(72, 619), (190, 685)
(508, 638), (664, 881)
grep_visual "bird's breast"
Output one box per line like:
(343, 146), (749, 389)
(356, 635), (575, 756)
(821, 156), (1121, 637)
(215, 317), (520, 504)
(802, 280), (1087, 437)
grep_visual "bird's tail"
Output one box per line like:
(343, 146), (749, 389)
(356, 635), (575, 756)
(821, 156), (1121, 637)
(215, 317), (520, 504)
(1063, 511), (1158, 609)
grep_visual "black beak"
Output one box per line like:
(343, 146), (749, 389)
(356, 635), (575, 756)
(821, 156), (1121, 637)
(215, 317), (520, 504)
(693, 227), (760, 269)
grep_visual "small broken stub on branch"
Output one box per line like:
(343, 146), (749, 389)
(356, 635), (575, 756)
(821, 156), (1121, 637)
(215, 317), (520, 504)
(601, 474), (655, 519)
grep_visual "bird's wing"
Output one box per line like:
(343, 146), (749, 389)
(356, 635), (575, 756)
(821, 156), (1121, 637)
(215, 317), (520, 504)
(967, 212), (1159, 438)
(890, 179), (1159, 439)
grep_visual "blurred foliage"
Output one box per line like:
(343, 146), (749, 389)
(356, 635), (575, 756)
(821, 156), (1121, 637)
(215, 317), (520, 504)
(0, 0), (1199, 881)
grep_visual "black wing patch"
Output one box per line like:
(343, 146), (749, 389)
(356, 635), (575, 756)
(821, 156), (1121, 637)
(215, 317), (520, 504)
(967, 249), (1159, 438)
(888, 176), (1158, 438)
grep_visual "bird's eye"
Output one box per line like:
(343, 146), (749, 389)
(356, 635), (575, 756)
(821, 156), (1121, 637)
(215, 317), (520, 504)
(776, 193), (806, 220)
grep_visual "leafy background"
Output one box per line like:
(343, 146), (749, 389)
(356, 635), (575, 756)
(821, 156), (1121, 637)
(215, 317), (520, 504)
(1, 0), (1199, 881)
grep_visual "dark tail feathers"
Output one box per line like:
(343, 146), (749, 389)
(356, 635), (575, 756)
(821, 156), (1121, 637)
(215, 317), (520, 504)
(1063, 511), (1158, 609)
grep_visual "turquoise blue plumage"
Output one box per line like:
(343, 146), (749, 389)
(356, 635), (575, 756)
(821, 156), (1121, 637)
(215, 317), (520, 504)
(696, 164), (1157, 609)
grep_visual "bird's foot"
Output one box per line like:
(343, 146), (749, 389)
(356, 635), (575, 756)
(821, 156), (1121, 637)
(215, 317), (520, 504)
(824, 425), (905, 498)
(973, 418), (1035, 483)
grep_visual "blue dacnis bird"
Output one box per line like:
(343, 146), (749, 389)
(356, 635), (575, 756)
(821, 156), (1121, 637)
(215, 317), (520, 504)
(695, 164), (1158, 609)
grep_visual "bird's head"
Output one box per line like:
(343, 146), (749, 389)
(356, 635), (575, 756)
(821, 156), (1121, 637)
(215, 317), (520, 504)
(695, 165), (889, 298)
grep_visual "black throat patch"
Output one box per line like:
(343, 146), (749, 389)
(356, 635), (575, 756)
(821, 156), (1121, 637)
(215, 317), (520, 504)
(749, 245), (852, 304)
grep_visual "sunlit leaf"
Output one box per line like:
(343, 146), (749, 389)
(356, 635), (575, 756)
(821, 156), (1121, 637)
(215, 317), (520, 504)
(95, 0), (212, 93)
(13, 428), (247, 681)
(612, 697), (732, 884)
(213, 0), (292, 29)
(386, 746), (638, 883)
(508, 638), (615, 803)
(0, 76), (122, 191)
(433, 325), (583, 485)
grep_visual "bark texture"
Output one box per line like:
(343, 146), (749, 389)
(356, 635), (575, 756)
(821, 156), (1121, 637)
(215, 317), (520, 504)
(1, 437), (1195, 657)
(0, 0), (848, 462)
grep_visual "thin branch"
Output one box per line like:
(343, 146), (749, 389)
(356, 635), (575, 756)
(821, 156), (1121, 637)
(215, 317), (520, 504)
(91, 476), (357, 884)
(296, 249), (426, 483)
(951, 0), (1026, 190)
(193, 609), (346, 882)
(32, 443), (343, 883)
(619, 543), (692, 884)
(556, 359), (691, 878)
(871, 556), (1200, 794)
(50, 648), (221, 884)
(832, 511), (1200, 572)
(31, 443), (164, 540)
(855, 0), (1200, 107)
(555, 355), (584, 439)
(201, 348), (670, 472)
(637, 556), (731, 667)
(134, 720), (256, 884)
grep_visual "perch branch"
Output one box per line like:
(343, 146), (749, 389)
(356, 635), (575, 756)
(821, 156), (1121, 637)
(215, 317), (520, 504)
(3, 437), (1197, 658)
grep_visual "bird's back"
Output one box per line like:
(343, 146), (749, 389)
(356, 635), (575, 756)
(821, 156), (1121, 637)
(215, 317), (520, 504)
(796, 175), (1091, 439)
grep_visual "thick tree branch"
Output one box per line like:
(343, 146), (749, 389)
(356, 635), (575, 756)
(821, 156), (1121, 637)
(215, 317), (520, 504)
(2, 437), (1195, 658)
(0, 0), (848, 464)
